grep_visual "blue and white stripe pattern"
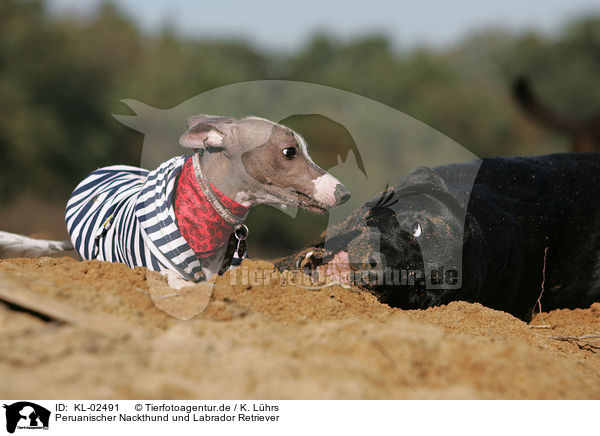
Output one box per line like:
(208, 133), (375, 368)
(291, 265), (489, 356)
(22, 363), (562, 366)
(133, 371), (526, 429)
(65, 156), (205, 281)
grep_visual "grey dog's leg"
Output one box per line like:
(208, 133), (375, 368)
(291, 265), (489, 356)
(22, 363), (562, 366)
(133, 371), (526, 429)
(159, 269), (195, 290)
(0, 231), (73, 258)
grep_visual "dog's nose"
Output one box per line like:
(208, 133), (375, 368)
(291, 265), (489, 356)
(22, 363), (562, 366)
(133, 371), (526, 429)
(367, 253), (381, 269)
(334, 184), (351, 205)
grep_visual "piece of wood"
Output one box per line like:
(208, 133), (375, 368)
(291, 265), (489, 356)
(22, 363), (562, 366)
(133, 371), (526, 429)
(0, 272), (133, 338)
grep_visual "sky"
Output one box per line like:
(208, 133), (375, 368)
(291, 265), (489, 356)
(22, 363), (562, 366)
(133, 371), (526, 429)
(46, 0), (600, 50)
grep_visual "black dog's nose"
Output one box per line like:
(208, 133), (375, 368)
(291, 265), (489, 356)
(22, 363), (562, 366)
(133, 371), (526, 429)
(367, 254), (380, 268)
(334, 184), (351, 204)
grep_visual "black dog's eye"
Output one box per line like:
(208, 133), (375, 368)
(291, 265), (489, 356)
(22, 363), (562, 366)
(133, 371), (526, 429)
(411, 222), (422, 237)
(282, 147), (296, 160)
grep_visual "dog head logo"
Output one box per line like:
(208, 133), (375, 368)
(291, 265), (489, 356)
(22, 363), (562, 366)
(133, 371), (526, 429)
(3, 402), (50, 434)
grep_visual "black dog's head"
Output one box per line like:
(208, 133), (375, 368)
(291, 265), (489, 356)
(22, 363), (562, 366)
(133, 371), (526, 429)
(276, 163), (484, 310)
(341, 166), (469, 308)
(278, 165), (479, 309)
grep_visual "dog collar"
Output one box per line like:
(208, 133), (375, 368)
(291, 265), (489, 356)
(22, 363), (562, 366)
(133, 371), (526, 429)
(192, 152), (247, 230)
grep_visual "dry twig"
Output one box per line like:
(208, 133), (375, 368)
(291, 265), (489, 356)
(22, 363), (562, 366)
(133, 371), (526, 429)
(530, 246), (549, 329)
(550, 333), (600, 353)
(299, 281), (359, 292)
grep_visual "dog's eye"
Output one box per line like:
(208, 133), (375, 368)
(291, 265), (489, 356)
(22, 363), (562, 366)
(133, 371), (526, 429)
(411, 222), (422, 237)
(282, 147), (296, 160)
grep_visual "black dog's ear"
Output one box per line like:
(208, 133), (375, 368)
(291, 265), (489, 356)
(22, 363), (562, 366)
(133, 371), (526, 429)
(398, 166), (451, 194)
(179, 115), (237, 150)
(366, 167), (452, 210)
(395, 166), (468, 213)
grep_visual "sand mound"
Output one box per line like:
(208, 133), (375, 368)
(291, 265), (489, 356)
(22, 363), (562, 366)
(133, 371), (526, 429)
(0, 257), (598, 399)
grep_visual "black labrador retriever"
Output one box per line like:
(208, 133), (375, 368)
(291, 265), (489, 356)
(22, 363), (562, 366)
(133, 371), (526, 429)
(277, 153), (600, 321)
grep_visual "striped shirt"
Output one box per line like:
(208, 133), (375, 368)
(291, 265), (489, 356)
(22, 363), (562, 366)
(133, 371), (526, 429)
(65, 156), (207, 281)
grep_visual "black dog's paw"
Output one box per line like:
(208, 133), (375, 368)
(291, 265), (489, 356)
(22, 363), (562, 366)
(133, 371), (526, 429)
(274, 247), (335, 275)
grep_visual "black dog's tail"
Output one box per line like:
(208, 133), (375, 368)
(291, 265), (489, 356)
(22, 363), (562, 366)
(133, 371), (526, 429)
(0, 231), (73, 258)
(512, 76), (577, 134)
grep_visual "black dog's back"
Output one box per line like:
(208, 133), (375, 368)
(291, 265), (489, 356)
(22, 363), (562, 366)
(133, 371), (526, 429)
(463, 153), (600, 318)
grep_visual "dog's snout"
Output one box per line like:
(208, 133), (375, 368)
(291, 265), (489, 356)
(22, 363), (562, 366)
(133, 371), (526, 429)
(334, 184), (351, 205)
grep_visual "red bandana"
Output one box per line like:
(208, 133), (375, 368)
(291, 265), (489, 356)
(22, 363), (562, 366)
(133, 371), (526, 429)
(174, 156), (249, 257)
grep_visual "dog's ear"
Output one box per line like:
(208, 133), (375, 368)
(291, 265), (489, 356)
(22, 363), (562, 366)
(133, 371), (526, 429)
(366, 167), (453, 210)
(398, 166), (451, 193)
(186, 115), (236, 130)
(179, 115), (237, 150)
(394, 166), (466, 212)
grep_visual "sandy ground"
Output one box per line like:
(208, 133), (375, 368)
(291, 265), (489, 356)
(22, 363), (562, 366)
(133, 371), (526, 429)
(0, 256), (599, 399)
